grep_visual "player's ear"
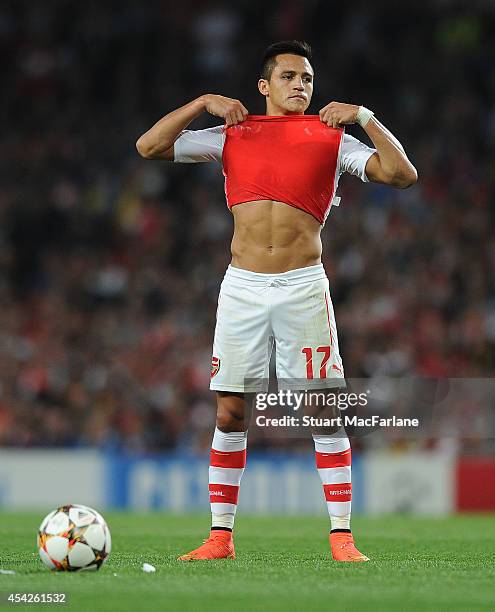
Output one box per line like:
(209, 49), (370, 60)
(258, 78), (269, 97)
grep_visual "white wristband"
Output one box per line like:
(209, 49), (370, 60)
(356, 106), (374, 127)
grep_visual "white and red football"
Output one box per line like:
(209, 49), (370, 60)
(38, 504), (111, 571)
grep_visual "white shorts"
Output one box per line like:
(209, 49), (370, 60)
(210, 264), (346, 393)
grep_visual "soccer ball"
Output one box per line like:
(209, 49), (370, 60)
(37, 504), (111, 571)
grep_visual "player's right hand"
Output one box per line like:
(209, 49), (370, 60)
(202, 94), (248, 126)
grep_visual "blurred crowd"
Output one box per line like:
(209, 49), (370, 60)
(1, 0), (494, 452)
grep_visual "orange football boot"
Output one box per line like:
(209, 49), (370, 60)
(330, 532), (369, 562)
(178, 530), (235, 561)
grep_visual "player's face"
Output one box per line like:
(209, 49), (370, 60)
(259, 54), (314, 115)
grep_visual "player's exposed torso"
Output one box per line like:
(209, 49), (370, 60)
(231, 199), (322, 273)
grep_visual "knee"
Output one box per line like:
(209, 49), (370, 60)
(216, 392), (246, 433)
(306, 389), (341, 435)
(216, 406), (245, 432)
(216, 413), (233, 432)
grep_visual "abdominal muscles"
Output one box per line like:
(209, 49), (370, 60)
(230, 200), (323, 273)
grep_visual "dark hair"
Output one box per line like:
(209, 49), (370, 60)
(260, 40), (312, 81)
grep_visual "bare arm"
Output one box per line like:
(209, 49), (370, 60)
(319, 102), (418, 188)
(361, 116), (418, 188)
(136, 97), (206, 160)
(136, 95), (249, 161)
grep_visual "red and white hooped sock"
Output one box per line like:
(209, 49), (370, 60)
(209, 428), (247, 531)
(313, 429), (352, 530)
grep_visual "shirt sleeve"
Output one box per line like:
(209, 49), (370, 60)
(339, 133), (377, 182)
(173, 125), (225, 163)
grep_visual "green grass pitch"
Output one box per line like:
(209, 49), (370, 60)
(1, 513), (494, 611)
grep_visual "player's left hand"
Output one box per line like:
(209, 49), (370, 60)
(319, 102), (360, 128)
